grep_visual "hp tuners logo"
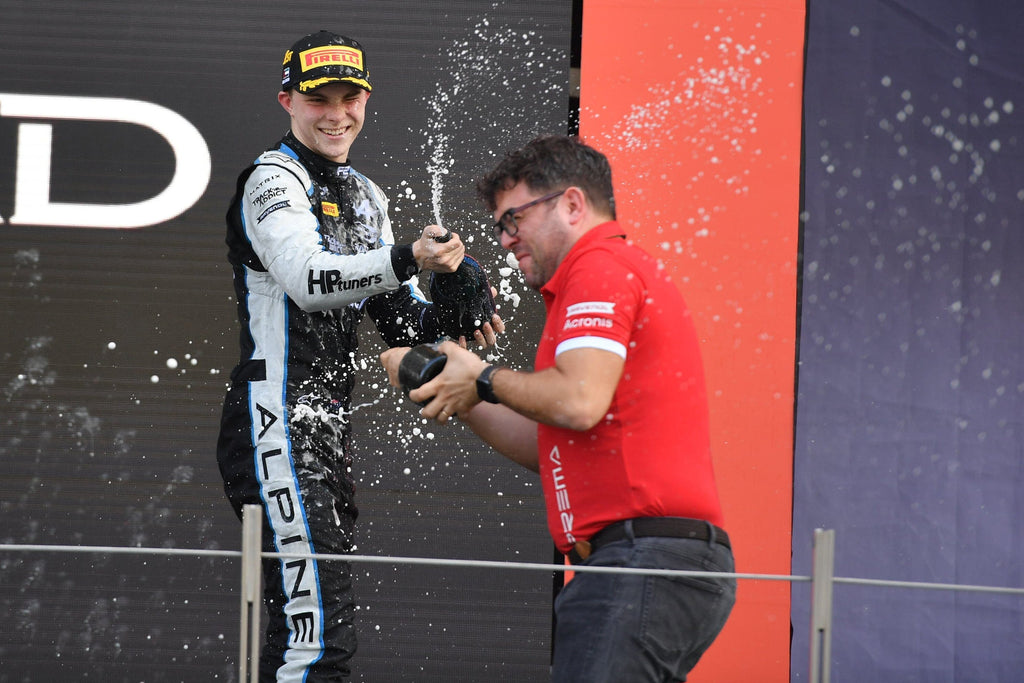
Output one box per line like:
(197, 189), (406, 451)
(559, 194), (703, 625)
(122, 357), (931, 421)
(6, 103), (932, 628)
(0, 93), (210, 229)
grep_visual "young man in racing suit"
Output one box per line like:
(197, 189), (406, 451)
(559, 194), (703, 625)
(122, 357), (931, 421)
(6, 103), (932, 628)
(216, 31), (501, 682)
(381, 135), (735, 683)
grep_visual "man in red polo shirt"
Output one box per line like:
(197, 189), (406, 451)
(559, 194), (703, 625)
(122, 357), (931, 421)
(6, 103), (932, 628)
(380, 135), (735, 682)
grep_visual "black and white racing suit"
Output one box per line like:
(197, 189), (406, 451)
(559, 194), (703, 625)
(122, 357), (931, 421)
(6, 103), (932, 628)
(217, 132), (442, 682)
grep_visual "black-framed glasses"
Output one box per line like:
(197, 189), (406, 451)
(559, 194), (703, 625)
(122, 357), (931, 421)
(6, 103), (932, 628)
(491, 189), (566, 240)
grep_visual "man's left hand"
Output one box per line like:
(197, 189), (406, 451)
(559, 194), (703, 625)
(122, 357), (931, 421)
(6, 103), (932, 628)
(467, 308), (505, 348)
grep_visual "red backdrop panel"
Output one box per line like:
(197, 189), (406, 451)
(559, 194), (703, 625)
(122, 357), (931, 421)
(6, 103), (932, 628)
(579, 0), (805, 679)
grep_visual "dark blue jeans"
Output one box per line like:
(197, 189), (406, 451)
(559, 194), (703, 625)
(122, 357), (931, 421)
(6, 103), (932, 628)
(552, 523), (736, 683)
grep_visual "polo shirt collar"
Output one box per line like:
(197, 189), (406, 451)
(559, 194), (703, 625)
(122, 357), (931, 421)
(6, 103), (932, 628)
(540, 221), (626, 298)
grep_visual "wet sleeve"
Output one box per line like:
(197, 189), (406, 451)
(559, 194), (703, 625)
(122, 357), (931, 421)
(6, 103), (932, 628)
(239, 162), (406, 311)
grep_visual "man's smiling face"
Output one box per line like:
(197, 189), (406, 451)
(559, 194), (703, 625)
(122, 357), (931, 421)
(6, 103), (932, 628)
(278, 82), (369, 163)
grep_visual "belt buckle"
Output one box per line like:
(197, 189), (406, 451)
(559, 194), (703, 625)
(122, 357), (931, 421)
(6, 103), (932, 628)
(573, 540), (592, 562)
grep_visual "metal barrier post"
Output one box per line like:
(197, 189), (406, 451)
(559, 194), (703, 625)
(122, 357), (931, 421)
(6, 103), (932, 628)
(809, 528), (836, 683)
(240, 504), (263, 683)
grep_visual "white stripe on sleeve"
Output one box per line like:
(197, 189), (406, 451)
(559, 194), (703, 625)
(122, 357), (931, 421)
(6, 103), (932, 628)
(554, 335), (627, 359)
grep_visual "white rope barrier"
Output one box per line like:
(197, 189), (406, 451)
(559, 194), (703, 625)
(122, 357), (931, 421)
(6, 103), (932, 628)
(0, 543), (241, 559)
(3, 517), (1024, 683)
(0, 541), (807, 582)
(266, 549), (809, 582)
(835, 576), (1024, 596)
(7, 542), (1023, 594)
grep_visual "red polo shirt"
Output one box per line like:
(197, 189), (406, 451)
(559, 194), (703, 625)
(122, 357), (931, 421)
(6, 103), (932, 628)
(536, 222), (723, 553)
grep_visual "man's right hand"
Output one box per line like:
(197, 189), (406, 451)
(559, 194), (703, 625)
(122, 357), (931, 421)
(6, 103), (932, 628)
(413, 225), (465, 273)
(380, 347), (412, 389)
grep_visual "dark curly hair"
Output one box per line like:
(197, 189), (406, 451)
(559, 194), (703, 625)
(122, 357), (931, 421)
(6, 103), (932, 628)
(476, 135), (616, 219)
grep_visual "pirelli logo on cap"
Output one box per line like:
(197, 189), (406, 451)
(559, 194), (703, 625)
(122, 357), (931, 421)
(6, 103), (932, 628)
(321, 201), (339, 217)
(300, 45), (364, 72)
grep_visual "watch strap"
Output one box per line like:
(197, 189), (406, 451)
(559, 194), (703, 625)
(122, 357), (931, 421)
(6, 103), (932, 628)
(476, 364), (502, 404)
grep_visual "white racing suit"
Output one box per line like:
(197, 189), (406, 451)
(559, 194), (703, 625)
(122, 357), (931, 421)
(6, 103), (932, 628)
(217, 132), (442, 681)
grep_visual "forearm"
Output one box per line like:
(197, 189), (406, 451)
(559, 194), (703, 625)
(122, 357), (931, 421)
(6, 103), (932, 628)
(383, 343), (618, 461)
(460, 402), (539, 472)
(268, 246), (402, 310)
(241, 168), (407, 310)
(411, 343), (620, 432)
(487, 360), (615, 432)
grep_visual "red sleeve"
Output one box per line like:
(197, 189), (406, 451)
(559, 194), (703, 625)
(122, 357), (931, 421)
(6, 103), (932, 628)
(551, 248), (643, 358)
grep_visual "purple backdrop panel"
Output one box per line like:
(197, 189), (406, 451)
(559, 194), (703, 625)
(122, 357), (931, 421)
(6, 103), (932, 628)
(794, 0), (1024, 680)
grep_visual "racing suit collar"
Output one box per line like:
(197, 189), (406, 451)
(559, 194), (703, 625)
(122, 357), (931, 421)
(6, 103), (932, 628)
(281, 130), (352, 181)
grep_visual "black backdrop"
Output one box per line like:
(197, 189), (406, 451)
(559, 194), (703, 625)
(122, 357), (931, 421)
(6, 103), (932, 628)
(0, 2), (571, 680)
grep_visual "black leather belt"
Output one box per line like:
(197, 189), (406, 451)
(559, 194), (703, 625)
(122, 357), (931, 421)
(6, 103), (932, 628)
(568, 517), (730, 565)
